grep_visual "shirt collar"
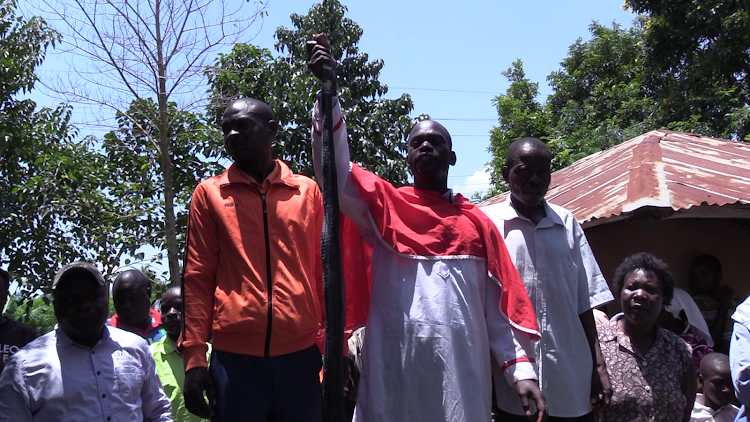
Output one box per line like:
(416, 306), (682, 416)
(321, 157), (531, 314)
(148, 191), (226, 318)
(496, 197), (564, 228)
(161, 336), (180, 355)
(56, 324), (111, 348)
(692, 395), (715, 415)
(219, 160), (299, 190)
(109, 308), (162, 336)
(606, 314), (668, 359)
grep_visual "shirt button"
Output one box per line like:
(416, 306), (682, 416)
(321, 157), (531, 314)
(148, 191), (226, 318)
(102, 394), (106, 398)
(645, 385), (651, 392)
(96, 371), (101, 375)
(107, 417), (111, 421)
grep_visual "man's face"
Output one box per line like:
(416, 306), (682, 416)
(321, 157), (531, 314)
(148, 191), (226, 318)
(406, 121), (456, 188)
(503, 144), (551, 208)
(159, 290), (182, 340)
(689, 261), (721, 295)
(54, 273), (108, 342)
(112, 277), (151, 327)
(221, 100), (274, 166)
(702, 365), (735, 409)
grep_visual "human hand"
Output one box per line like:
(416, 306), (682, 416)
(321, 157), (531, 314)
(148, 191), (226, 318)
(515, 379), (548, 422)
(184, 367), (215, 419)
(306, 33), (338, 91)
(590, 362), (613, 409)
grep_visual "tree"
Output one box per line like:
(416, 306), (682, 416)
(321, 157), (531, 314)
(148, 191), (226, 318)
(486, 60), (552, 197)
(207, 0), (424, 185)
(626, 0), (750, 140)
(101, 98), (224, 280)
(35, 0), (266, 285)
(486, 18), (749, 195)
(0, 0), (83, 296)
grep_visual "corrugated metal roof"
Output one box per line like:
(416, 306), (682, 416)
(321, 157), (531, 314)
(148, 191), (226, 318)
(478, 130), (750, 226)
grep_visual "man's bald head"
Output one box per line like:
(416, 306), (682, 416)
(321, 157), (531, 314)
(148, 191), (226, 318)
(506, 137), (550, 169)
(224, 98), (275, 122)
(408, 120), (452, 148)
(113, 269), (150, 292)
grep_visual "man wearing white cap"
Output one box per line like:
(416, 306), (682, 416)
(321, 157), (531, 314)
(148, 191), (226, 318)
(0, 262), (172, 422)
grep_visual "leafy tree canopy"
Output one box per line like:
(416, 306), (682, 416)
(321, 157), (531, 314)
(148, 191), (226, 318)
(486, 16), (749, 197)
(207, 0), (425, 185)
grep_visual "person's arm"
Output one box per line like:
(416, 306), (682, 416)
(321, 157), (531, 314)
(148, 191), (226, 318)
(140, 346), (173, 422)
(309, 74), (376, 242)
(579, 309), (612, 408)
(680, 347), (698, 422)
(731, 320), (750, 407)
(0, 357), (32, 422)
(709, 286), (735, 352)
(180, 184), (218, 419)
(572, 218), (614, 408)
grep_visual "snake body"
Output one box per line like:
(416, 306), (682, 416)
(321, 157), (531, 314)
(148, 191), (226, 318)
(320, 65), (346, 422)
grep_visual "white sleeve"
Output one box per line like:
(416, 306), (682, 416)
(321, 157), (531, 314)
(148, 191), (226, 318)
(0, 357), (32, 422)
(311, 96), (376, 240)
(485, 274), (538, 385)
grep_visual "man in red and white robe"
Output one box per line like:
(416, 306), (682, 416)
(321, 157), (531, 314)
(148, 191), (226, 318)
(308, 35), (546, 422)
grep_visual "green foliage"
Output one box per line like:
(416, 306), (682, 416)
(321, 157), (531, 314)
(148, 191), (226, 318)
(5, 295), (56, 335)
(207, 0), (424, 184)
(101, 99), (224, 279)
(487, 60), (552, 197)
(0, 0), (104, 299)
(627, 0), (750, 140)
(487, 16), (750, 195)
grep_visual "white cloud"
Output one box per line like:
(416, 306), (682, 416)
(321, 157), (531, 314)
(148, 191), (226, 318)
(451, 168), (491, 200)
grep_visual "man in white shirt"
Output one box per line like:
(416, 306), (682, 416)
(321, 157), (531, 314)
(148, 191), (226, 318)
(0, 261), (172, 422)
(482, 137), (614, 421)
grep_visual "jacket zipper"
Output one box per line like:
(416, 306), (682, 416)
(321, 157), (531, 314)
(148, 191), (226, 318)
(261, 191), (273, 357)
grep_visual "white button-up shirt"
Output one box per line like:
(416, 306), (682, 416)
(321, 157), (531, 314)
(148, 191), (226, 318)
(0, 325), (172, 422)
(483, 199), (613, 417)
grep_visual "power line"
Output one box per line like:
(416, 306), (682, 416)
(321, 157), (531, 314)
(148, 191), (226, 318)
(390, 86), (498, 95)
(433, 118), (496, 122)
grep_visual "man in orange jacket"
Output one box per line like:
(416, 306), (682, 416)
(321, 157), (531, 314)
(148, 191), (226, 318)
(180, 98), (325, 422)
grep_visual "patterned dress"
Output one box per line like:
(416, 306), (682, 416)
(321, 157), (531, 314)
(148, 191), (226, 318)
(597, 316), (693, 422)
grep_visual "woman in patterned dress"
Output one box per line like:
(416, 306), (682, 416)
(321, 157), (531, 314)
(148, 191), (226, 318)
(597, 252), (697, 422)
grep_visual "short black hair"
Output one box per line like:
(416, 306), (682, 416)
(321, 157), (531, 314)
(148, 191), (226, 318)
(505, 137), (550, 169)
(612, 252), (675, 307)
(700, 352), (730, 376)
(691, 254), (722, 274)
(0, 268), (9, 291)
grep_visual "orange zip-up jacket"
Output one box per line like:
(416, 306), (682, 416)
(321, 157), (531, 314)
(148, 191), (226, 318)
(180, 160), (324, 371)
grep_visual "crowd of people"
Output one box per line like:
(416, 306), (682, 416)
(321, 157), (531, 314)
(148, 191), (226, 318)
(0, 32), (748, 422)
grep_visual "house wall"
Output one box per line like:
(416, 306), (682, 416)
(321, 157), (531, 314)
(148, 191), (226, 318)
(585, 217), (750, 312)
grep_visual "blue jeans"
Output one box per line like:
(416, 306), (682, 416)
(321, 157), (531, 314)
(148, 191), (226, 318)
(210, 345), (323, 422)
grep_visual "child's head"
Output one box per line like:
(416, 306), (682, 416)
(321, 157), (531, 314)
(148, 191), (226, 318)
(699, 353), (735, 410)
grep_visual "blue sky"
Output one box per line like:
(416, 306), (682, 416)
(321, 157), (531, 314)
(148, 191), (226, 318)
(248, 0), (635, 197)
(30, 0), (635, 198)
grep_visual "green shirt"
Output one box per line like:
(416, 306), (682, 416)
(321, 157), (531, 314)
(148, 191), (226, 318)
(149, 336), (210, 422)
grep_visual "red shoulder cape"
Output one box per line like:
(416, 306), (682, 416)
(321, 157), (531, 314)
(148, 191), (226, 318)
(341, 165), (539, 339)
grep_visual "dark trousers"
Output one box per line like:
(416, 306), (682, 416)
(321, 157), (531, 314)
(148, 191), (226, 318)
(210, 345), (323, 422)
(495, 408), (595, 422)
